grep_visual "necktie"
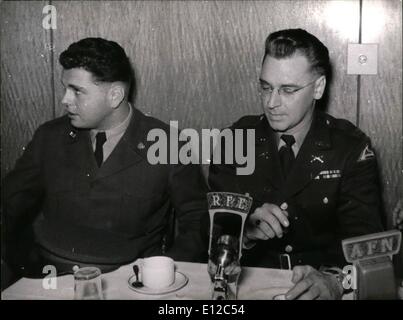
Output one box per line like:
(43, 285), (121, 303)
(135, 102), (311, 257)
(278, 134), (295, 178)
(94, 132), (107, 167)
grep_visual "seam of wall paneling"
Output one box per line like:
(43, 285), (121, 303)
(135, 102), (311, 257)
(356, 0), (363, 128)
(356, 76), (361, 128)
(49, 0), (56, 119)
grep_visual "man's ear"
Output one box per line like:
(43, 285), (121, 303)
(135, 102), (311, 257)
(313, 75), (326, 100)
(108, 83), (125, 109)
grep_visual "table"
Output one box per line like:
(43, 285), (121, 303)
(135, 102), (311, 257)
(2, 261), (295, 300)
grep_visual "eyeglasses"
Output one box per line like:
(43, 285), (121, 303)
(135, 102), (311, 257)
(258, 78), (318, 98)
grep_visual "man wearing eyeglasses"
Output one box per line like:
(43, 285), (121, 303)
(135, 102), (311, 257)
(209, 29), (383, 299)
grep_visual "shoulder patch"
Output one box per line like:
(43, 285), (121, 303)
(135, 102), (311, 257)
(357, 144), (375, 162)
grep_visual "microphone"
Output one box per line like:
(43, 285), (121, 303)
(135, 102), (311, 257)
(342, 230), (401, 299)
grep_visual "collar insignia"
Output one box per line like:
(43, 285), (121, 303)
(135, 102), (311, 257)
(69, 130), (77, 139)
(310, 155), (324, 164)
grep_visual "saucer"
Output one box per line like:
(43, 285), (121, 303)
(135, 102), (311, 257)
(128, 271), (188, 295)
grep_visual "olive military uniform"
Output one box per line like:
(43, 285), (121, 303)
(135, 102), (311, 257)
(209, 111), (383, 269)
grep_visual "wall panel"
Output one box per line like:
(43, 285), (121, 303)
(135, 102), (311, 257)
(360, 0), (402, 228)
(50, 0), (359, 131)
(1, 1), (53, 175)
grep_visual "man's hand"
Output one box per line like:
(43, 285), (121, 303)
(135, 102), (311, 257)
(245, 202), (289, 241)
(285, 265), (343, 300)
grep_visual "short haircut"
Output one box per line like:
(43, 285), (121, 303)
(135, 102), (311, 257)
(59, 37), (134, 87)
(263, 28), (330, 77)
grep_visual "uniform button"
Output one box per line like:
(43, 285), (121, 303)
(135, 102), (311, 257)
(285, 245), (293, 253)
(323, 197), (329, 204)
(294, 216), (298, 221)
(137, 142), (145, 149)
(86, 173), (90, 177)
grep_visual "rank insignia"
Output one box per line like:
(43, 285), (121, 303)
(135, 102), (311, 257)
(69, 130), (77, 139)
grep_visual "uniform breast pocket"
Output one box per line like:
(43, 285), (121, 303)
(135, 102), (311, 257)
(297, 180), (340, 231)
(51, 192), (160, 238)
(117, 193), (167, 236)
(44, 166), (81, 194)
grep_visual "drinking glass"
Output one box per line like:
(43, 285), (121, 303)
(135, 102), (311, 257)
(74, 267), (103, 300)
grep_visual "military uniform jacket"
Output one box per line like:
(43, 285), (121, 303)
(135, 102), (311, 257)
(209, 111), (383, 268)
(3, 107), (208, 269)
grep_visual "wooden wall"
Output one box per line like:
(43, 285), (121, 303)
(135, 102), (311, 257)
(50, 0), (359, 126)
(1, 1), (402, 230)
(360, 0), (402, 229)
(1, 0), (54, 174)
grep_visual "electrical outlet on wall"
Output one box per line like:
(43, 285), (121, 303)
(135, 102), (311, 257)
(347, 44), (378, 75)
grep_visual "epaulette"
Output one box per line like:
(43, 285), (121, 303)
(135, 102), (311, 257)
(321, 113), (367, 141)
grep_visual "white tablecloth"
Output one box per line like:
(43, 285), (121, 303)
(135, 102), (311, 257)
(2, 261), (295, 300)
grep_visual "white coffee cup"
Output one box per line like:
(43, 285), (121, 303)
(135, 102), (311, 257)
(137, 256), (175, 289)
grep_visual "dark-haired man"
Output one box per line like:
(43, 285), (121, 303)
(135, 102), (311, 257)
(2, 38), (208, 285)
(209, 29), (383, 299)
